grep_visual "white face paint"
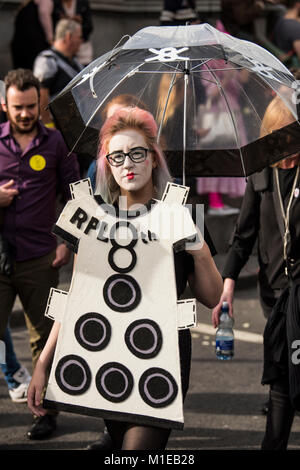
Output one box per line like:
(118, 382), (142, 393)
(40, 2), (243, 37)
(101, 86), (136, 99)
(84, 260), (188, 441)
(108, 129), (156, 200)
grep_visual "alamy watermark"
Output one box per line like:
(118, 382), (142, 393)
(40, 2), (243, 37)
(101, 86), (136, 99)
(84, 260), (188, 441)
(71, 199), (205, 250)
(292, 80), (300, 105)
(291, 340), (300, 365)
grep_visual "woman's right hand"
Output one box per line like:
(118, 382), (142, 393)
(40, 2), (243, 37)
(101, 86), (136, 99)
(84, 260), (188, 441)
(27, 364), (48, 417)
(212, 278), (235, 328)
(27, 321), (60, 415)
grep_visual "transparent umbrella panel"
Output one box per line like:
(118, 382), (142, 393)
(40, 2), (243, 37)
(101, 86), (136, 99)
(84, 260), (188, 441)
(51, 25), (300, 176)
(71, 56), (297, 153)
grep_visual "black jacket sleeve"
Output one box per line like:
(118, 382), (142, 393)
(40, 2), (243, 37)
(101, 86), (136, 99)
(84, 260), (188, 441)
(77, 0), (93, 41)
(222, 175), (261, 280)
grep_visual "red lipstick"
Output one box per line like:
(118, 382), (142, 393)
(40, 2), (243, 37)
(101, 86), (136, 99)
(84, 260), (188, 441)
(127, 173), (135, 180)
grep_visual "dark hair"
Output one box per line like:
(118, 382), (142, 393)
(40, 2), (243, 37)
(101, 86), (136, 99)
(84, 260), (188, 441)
(285, 0), (300, 8)
(4, 68), (40, 98)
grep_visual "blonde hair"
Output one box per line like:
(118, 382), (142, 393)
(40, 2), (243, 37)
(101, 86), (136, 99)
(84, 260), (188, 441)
(95, 107), (172, 204)
(55, 19), (80, 41)
(156, 73), (184, 125)
(260, 97), (299, 168)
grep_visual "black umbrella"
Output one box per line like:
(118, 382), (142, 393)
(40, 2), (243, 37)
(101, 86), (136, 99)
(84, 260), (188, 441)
(49, 24), (300, 179)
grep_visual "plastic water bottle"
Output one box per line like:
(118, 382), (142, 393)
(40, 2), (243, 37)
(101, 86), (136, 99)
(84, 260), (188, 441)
(215, 301), (234, 360)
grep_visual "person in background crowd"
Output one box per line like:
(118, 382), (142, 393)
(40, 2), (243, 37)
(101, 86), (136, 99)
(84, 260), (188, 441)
(0, 89), (32, 404)
(212, 96), (300, 449)
(0, 167), (32, 403)
(33, 18), (83, 127)
(11, 0), (54, 70)
(272, 0), (300, 65)
(160, 0), (200, 25)
(0, 326), (32, 403)
(0, 68), (80, 440)
(220, 0), (280, 41)
(33, 18), (85, 174)
(52, 0), (93, 66)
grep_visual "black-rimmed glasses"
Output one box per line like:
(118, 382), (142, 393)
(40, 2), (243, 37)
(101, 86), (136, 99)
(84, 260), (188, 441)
(106, 147), (150, 166)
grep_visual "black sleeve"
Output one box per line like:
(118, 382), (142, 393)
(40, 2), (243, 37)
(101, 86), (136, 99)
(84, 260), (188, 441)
(78, 0), (93, 41)
(222, 176), (260, 280)
(174, 250), (194, 299)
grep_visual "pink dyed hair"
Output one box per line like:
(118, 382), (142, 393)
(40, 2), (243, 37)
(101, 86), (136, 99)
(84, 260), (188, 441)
(95, 107), (172, 203)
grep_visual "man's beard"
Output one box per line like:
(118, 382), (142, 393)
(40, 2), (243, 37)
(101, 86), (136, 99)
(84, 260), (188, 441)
(7, 112), (38, 134)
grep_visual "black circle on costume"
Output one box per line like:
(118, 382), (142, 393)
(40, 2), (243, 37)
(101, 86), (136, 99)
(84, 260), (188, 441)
(139, 368), (178, 408)
(103, 274), (141, 312)
(55, 355), (91, 396)
(109, 221), (138, 249)
(95, 362), (134, 403)
(74, 312), (111, 352)
(108, 245), (137, 273)
(125, 319), (162, 359)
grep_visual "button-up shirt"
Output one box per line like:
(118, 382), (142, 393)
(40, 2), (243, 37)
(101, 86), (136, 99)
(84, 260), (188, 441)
(0, 120), (80, 261)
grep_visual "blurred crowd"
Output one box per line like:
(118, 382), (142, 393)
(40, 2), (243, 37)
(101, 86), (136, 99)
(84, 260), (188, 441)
(8, 1), (300, 76)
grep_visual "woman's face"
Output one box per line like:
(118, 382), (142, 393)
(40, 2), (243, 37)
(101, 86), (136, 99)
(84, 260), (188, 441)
(107, 128), (157, 197)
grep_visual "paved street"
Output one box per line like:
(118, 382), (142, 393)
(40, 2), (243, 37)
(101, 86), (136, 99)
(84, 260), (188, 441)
(1, 275), (300, 451)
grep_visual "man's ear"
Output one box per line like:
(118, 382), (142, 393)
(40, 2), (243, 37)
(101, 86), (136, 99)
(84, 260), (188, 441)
(1, 98), (7, 113)
(64, 31), (72, 44)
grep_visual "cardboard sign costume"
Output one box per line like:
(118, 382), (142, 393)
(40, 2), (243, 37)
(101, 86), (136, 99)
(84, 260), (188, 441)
(43, 179), (198, 429)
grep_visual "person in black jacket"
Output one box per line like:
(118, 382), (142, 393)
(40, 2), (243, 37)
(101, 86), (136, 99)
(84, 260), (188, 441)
(212, 96), (300, 450)
(10, 0), (53, 70)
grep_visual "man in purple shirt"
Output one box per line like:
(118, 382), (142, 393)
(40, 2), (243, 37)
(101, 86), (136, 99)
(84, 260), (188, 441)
(0, 68), (80, 439)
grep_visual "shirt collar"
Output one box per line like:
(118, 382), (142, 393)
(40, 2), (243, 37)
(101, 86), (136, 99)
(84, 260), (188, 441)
(0, 120), (11, 138)
(52, 47), (75, 66)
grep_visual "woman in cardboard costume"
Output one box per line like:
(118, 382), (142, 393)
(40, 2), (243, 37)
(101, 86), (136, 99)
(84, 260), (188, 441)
(28, 107), (222, 450)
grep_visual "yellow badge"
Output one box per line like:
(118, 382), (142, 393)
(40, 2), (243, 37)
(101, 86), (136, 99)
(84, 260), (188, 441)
(29, 155), (46, 171)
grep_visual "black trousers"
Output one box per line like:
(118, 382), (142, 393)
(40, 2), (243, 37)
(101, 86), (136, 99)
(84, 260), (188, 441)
(261, 375), (295, 450)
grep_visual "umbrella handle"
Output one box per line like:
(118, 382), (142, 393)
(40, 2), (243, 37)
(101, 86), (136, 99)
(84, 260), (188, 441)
(182, 66), (190, 187)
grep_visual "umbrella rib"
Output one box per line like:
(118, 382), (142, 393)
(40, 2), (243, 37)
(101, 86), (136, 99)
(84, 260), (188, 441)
(249, 73), (298, 120)
(85, 37), (131, 98)
(157, 67), (180, 144)
(203, 62), (247, 178)
(133, 70), (183, 74)
(128, 62), (184, 73)
(191, 66), (245, 73)
(182, 61), (190, 186)
(234, 74), (265, 137)
(86, 62), (146, 127)
(190, 59), (211, 71)
(68, 63), (145, 155)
